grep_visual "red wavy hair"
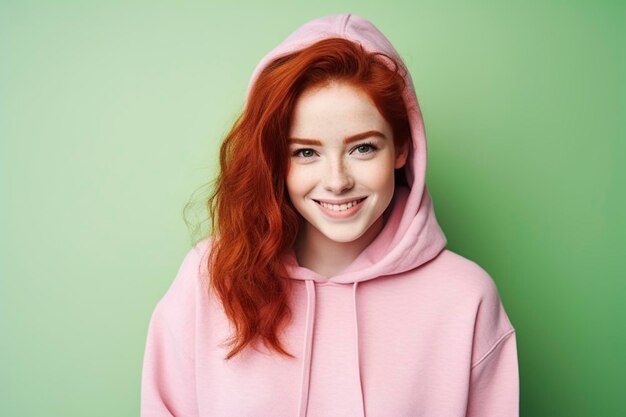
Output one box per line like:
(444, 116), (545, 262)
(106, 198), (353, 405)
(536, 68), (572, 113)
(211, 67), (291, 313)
(206, 37), (412, 359)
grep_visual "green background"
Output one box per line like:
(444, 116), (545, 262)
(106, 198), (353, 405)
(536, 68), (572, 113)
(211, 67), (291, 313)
(1, 1), (624, 416)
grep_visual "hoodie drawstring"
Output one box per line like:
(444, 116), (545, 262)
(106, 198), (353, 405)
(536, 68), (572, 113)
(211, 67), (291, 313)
(297, 280), (366, 416)
(353, 281), (366, 416)
(298, 280), (316, 417)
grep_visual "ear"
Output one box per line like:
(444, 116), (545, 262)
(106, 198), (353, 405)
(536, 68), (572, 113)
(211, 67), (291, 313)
(394, 141), (410, 169)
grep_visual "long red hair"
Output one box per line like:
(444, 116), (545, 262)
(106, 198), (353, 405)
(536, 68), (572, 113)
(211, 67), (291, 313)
(206, 37), (412, 359)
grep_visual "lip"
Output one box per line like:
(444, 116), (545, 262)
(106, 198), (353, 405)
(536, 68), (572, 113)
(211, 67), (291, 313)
(313, 197), (367, 219)
(313, 196), (367, 205)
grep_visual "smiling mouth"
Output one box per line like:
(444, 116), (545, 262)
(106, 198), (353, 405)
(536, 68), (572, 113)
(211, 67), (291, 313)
(313, 197), (367, 211)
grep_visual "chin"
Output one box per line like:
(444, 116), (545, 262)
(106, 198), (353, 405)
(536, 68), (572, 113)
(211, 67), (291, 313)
(314, 220), (374, 244)
(320, 230), (365, 244)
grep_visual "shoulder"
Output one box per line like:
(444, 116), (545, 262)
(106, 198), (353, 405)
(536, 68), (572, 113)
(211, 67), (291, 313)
(425, 249), (514, 326)
(143, 239), (214, 365)
(431, 249), (516, 363)
(152, 237), (214, 324)
(421, 248), (505, 303)
(167, 237), (212, 292)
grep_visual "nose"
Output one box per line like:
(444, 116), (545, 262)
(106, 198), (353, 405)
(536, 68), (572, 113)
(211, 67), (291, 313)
(323, 158), (354, 193)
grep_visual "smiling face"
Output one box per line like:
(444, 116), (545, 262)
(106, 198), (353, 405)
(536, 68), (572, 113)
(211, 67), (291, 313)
(286, 81), (408, 248)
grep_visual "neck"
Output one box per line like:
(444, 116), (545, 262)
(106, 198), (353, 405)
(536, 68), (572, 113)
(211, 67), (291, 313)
(293, 214), (386, 279)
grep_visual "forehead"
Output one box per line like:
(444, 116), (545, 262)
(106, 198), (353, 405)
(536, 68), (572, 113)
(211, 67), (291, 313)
(288, 82), (390, 141)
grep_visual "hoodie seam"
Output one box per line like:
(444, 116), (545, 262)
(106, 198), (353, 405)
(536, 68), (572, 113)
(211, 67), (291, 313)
(470, 328), (515, 369)
(340, 14), (351, 36)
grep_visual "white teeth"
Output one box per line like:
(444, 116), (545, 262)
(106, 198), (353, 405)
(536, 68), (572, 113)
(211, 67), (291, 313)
(318, 198), (363, 212)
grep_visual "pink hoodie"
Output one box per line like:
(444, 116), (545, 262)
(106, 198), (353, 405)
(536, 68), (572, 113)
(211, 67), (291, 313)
(141, 14), (519, 417)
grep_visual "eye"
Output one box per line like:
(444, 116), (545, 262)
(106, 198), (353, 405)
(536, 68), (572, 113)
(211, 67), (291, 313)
(292, 148), (317, 158)
(352, 142), (378, 155)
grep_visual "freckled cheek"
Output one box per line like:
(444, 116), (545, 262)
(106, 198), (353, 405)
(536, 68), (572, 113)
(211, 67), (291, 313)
(286, 165), (316, 196)
(355, 163), (395, 192)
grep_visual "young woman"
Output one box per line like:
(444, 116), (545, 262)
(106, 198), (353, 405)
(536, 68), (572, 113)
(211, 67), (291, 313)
(141, 14), (519, 417)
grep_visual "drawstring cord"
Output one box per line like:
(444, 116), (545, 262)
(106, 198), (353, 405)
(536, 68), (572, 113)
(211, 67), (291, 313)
(297, 280), (316, 417)
(353, 281), (366, 416)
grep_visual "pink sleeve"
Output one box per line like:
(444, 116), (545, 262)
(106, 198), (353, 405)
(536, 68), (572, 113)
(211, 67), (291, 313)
(140, 245), (205, 417)
(466, 329), (519, 416)
(466, 265), (520, 417)
(140, 306), (199, 417)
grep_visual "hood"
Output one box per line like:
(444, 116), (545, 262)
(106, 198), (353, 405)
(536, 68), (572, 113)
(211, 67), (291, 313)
(247, 13), (447, 284)
(245, 14), (447, 416)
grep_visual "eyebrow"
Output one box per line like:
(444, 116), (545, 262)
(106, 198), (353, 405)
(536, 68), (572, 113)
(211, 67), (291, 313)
(288, 130), (387, 146)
